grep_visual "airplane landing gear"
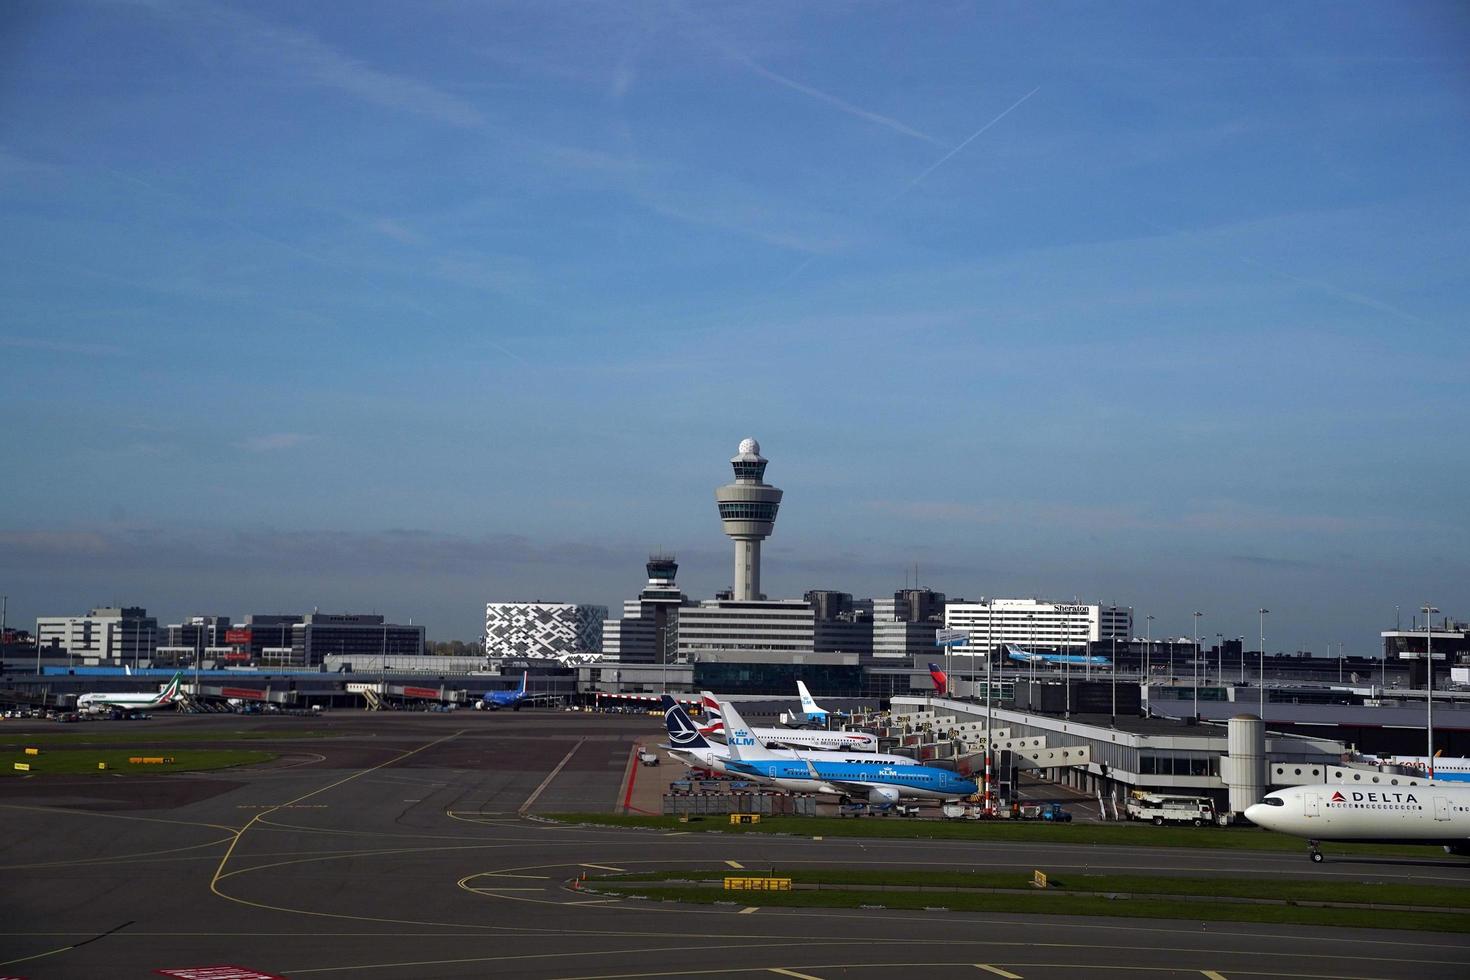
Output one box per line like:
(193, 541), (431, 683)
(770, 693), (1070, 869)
(1308, 839), (1323, 863)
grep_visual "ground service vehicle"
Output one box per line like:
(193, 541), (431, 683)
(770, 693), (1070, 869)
(1126, 792), (1215, 826)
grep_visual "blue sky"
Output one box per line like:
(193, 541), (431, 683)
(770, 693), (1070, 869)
(2, 1), (1466, 649)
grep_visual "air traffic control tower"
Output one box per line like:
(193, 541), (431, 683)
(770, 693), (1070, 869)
(715, 438), (783, 601)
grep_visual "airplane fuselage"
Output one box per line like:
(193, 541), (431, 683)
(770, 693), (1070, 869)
(723, 757), (976, 801)
(1245, 784), (1470, 846)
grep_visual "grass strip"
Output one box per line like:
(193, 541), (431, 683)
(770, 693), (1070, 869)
(589, 883), (1469, 933)
(1, 729), (328, 747)
(544, 812), (1445, 859)
(595, 868), (1470, 909)
(4, 748), (278, 775)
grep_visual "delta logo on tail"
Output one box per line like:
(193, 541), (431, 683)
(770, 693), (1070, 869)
(927, 663), (948, 696)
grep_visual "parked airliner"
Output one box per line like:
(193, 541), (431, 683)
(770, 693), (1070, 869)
(1244, 783), (1470, 862)
(1365, 755), (1470, 783)
(663, 697), (906, 781)
(698, 692), (877, 751)
(717, 700), (976, 805)
(77, 672), (184, 713)
(1005, 643), (1109, 667)
(476, 671), (532, 710)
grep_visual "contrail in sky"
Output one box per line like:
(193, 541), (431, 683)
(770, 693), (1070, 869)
(780, 86), (1041, 286)
(738, 55), (944, 147)
(891, 86), (1041, 203)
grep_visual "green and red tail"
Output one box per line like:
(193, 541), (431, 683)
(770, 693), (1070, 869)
(153, 672), (185, 705)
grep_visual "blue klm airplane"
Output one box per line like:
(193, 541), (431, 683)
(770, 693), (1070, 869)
(714, 700), (977, 806)
(1005, 643), (1110, 668)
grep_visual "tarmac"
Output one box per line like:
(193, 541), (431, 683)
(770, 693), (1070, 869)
(1, 710), (1467, 979)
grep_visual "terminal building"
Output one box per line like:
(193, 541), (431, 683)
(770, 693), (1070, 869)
(35, 607), (158, 666)
(601, 554), (693, 664)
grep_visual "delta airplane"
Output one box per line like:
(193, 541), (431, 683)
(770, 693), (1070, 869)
(1245, 783), (1470, 862)
(698, 692), (878, 751)
(476, 671), (534, 710)
(1364, 755), (1470, 783)
(77, 672), (184, 713)
(1005, 643), (1109, 668)
(663, 697), (907, 781)
(927, 663), (948, 696)
(717, 700), (977, 805)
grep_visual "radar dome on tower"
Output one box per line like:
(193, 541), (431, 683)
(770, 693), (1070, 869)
(736, 437), (761, 458)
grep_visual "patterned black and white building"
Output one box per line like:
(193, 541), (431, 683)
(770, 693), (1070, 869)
(484, 602), (607, 661)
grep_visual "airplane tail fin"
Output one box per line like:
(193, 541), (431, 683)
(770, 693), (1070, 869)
(927, 662), (949, 696)
(158, 672), (184, 703)
(518, 670), (528, 694)
(720, 701), (778, 762)
(661, 695), (711, 750)
(698, 691), (725, 735)
(796, 680), (824, 715)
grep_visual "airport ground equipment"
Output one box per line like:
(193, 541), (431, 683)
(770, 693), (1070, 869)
(1126, 791), (1216, 826)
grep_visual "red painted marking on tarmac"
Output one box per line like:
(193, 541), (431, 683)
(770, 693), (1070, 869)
(155, 970), (282, 980)
(620, 744), (640, 813)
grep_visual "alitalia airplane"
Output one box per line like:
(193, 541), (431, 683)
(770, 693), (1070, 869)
(77, 671), (185, 713)
(663, 697), (905, 781)
(1245, 783), (1470, 862)
(697, 692), (877, 751)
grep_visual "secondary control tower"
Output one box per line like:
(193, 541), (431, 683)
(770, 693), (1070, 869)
(715, 438), (783, 601)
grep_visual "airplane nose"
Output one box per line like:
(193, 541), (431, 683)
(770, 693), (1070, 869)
(1244, 802), (1272, 827)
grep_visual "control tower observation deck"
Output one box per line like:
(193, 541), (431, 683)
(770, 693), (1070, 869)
(714, 438), (784, 601)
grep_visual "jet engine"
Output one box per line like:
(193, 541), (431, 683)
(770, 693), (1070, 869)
(867, 785), (901, 806)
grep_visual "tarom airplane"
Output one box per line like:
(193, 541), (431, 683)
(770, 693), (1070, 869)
(476, 671), (533, 711)
(717, 699), (977, 805)
(76, 671), (184, 713)
(663, 696), (906, 780)
(1005, 643), (1110, 667)
(1363, 754), (1470, 783)
(928, 663), (949, 696)
(1244, 783), (1470, 862)
(697, 692), (877, 751)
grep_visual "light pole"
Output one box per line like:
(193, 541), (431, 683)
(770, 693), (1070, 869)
(1192, 612), (1203, 720)
(1145, 614), (1153, 679)
(1110, 632), (1117, 726)
(1028, 612), (1036, 688)
(1258, 608), (1269, 719)
(1236, 636), (1245, 683)
(1422, 603), (1439, 777)
(1215, 632), (1224, 686)
(985, 599), (994, 815)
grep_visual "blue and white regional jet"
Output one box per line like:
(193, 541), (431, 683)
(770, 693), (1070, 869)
(1005, 643), (1109, 668)
(717, 700), (977, 806)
